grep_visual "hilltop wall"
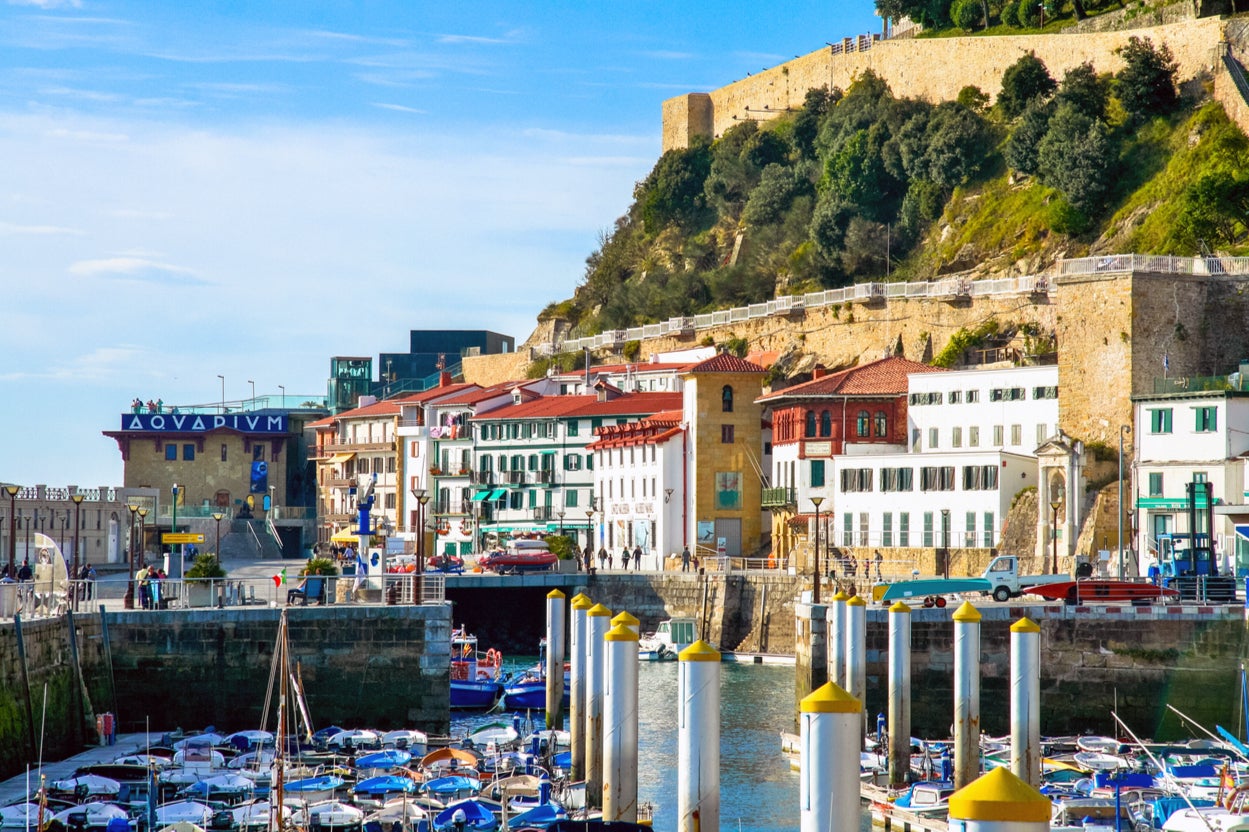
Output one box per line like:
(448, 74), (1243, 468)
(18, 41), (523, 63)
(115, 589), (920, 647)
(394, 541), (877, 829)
(662, 17), (1227, 150)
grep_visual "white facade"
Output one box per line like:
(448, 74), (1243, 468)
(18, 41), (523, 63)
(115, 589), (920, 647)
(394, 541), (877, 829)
(906, 365), (1059, 454)
(591, 431), (686, 568)
(1133, 392), (1249, 572)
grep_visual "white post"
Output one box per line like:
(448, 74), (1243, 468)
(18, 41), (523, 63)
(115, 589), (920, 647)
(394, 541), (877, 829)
(585, 603), (612, 809)
(846, 595), (867, 739)
(678, 640), (721, 832)
(570, 593), (591, 782)
(947, 766), (1051, 832)
(953, 601), (982, 790)
(799, 682), (861, 832)
(611, 610), (640, 636)
(828, 590), (848, 688)
(603, 622), (639, 822)
(887, 601), (911, 789)
(545, 589), (566, 730)
(1010, 617), (1041, 788)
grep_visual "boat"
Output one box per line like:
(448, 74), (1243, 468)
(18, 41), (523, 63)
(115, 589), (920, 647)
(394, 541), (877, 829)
(451, 628), (504, 710)
(284, 775), (346, 802)
(305, 799), (365, 829)
(422, 775), (482, 801)
(479, 540), (559, 574)
(432, 799), (498, 832)
(326, 729), (382, 751)
(351, 775), (419, 801)
(179, 773), (256, 804)
(637, 618), (697, 661)
(508, 802), (567, 829)
(1050, 796), (1134, 831)
(501, 640), (570, 711)
(154, 800), (215, 826)
(47, 803), (130, 830)
(1024, 579), (1180, 604)
(1073, 750), (1127, 771)
(381, 729), (429, 753)
(466, 721), (520, 752)
(1077, 736), (1128, 755)
(354, 749), (413, 775)
(892, 780), (955, 818)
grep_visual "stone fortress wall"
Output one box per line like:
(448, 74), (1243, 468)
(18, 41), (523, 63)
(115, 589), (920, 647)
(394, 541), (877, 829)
(662, 17), (1231, 151)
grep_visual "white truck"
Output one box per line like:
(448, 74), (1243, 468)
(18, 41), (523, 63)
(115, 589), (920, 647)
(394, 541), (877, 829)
(874, 555), (1070, 606)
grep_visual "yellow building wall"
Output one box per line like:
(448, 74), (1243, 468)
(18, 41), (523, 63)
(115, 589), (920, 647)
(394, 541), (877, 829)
(685, 370), (766, 556)
(123, 433), (286, 513)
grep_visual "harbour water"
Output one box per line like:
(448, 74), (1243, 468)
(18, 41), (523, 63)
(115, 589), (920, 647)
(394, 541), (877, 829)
(454, 658), (873, 830)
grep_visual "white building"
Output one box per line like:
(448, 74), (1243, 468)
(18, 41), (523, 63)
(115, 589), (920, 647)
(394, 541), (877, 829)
(1132, 389), (1249, 574)
(906, 365), (1060, 454)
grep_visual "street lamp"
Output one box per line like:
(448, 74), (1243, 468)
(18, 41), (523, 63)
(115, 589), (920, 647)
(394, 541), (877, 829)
(125, 503), (139, 609)
(1118, 424), (1131, 580)
(171, 484), (181, 579)
(941, 508), (951, 580)
(5, 485), (19, 578)
(412, 489), (428, 563)
(557, 510), (565, 537)
(1050, 499), (1063, 575)
(138, 508), (148, 571)
(810, 496), (825, 604)
(217, 374), (225, 413)
(212, 512), (225, 567)
(248, 379), (256, 409)
(278, 385), (286, 408)
(70, 494), (84, 608)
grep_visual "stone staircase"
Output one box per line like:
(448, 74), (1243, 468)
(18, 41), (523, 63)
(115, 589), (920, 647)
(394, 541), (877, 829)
(215, 519), (283, 560)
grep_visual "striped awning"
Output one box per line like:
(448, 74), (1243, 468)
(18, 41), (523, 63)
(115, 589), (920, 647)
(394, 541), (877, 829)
(470, 490), (491, 501)
(487, 489), (506, 500)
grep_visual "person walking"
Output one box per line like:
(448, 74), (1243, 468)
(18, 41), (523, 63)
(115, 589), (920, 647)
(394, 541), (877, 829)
(621, 548), (630, 571)
(681, 546), (691, 572)
(633, 545), (643, 570)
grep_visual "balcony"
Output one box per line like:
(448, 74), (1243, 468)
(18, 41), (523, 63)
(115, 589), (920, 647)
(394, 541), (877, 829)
(761, 486), (796, 509)
(532, 506), (552, 521)
(470, 470), (494, 486)
(433, 501), (471, 516)
(507, 471), (526, 486)
(479, 505), (495, 522)
(536, 470), (554, 485)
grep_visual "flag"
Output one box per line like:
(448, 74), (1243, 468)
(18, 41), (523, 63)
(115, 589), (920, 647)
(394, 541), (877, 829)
(1164, 353), (1170, 373)
(272, 568), (286, 588)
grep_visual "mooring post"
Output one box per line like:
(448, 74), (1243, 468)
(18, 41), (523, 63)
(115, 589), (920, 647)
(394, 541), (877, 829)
(953, 601), (983, 790)
(1010, 617), (1042, 788)
(948, 766), (1050, 832)
(799, 682), (861, 832)
(678, 640), (721, 832)
(888, 600), (912, 789)
(545, 589), (566, 731)
(846, 594), (867, 739)
(569, 593), (591, 782)
(585, 603), (612, 809)
(602, 622), (639, 823)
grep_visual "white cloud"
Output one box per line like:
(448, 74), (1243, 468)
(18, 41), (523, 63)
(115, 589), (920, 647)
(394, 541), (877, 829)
(7, 0), (83, 8)
(371, 103), (426, 114)
(0, 221), (82, 235)
(68, 256), (207, 285)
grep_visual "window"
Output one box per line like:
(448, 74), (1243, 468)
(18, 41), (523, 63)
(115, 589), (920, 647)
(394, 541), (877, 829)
(920, 466), (955, 491)
(874, 411), (887, 437)
(253, 445), (264, 461)
(565, 454), (582, 471)
(929, 427), (939, 449)
(221, 444), (228, 462)
(1010, 424), (1022, 446)
(952, 426), (962, 448)
(950, 391), (962, 404)
(993, 425), (1004, 446)
(883, 513), (893, 547)
(966, 389), (979, 403)
(528, 490), (538, 508)
(568, 421), (579, 437)
(857, 410), (869, 437)
(1150, 408), (1173, 434)
(907, 391), (944, 406)
(165, 444), (177, 461)
(899, 513), (910, 547)
(183, 444), (195, 461)
(1148, 472), (1163, 496)
(911, 428), (921, 452)
(586, 454), (594, 470)
(965, 512), (976, 547)
(566, 489), (579, 507)
(880, 467), (913, 492)
(1193, 471), (1208, 483)
(839, 468), (873, 492)
(810, 460), (826, 488)
(1195, 406), (1217, 432)
(820, 410), (832, 437)
(969, 426), (980, 447)
(509, 491), (524, 510)
(1033, 386), (1058, 399)
(1037, 424), (1047, 445)
(859, 513), (869, 546)
(387, 457), (396, 473)
(983, 512), (994, 547)
(721, 424), (735, 444)
(990, 387), (1026, 402)
(961, 465), (999, 491)
(722, 385), (734, 412)
(923, 512), (934, 547)
(843, 513), (853, 546)
(805, 411), (817, 437)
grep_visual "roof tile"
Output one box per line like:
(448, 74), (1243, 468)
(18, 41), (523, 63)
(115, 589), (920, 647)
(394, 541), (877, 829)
(757, 356), (944, 402)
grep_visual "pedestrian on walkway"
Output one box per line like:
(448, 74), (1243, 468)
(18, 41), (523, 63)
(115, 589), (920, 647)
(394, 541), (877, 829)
(681, 546), (691, 572)
(633, 545), (643, 570)
(621, 548), (630, 570)
(598, 547), (607, 570)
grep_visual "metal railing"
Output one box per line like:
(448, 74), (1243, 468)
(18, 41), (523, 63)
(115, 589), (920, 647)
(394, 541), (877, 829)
(761, 486), (796, 508)
(1059, 254), (1249, 277)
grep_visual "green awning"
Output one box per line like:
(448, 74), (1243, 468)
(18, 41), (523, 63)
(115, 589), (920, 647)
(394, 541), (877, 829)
(470, 490), (491, 501)
(488, 489), (506, 500)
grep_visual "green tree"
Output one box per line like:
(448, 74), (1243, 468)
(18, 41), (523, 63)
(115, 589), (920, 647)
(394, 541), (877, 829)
(900, 102), (995, 189)
(997, 52), (1056, 119)
(742, 129), (792, 170)
(1016, 0), (1042, 27)
(743, 163), (809, 226)
(957, 85), (990, 113)
(1055, 62), (1110, 120)
(792, 86), (841, 158)
(1115, 37), (1178, 125)
(1037, 104), (1115, 212)
(951, 0), (984, 29)
(1003, 98), (1054, 175)
(1177, 171), (1249, 247)
(634, 140), (713, 232)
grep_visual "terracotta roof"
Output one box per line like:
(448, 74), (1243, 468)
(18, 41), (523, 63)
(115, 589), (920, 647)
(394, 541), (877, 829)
(331, 400), (404, 419)
(393, 382), (479, 403)
(756, 356), (945, 403)
(585, 421), (685, 450)
(474, 392), (684, 421)
(746, 349), (781, 368)
(434, 380), (529, 406)
(645, 409), (684, 425)
(686, 353), (767, 374)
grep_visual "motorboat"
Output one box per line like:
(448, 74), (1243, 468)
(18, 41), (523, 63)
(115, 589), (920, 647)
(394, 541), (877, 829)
(467, 721), (520, 751)
(180, 773), (256, 804)
(49, 774), (122, 799)
(381, 730), (428, 754)
(432, 799), (498, 832)
(1050, 796), (1134, 831)
(638, 618), (697, 661)
(479, 541), (558, 575)
(422, 776), (482, 801)
(284, 774), (346, 802)
(893, 780), (955, 818)
(48, 803), (130, 830)
(354, 749), (412, 776)
(1024, 579), (1179, 604)
(352, 775), (419, 802)
(305, 800), (365, 829)
(450, 629), (504, 710)
(326, 729), (382, 752)
(154, 800), (215, 826)
(231, 799), (290, 831)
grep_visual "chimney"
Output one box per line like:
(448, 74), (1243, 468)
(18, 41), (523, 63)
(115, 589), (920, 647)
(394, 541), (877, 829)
(439, 371), (451, 388)
(812, 365), (827, 380)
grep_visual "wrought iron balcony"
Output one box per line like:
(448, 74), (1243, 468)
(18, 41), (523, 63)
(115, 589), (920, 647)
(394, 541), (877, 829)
(507, 471), (526, 486)
(761, 486), (796, 509)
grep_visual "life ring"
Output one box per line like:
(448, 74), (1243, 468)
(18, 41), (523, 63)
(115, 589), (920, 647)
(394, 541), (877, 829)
(486, 648), (500, 664)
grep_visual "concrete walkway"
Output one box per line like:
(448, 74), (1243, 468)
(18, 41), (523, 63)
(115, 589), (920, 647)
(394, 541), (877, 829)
(0, 732), (161, 806)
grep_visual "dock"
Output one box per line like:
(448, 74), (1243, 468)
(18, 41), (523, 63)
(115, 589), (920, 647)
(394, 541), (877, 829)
(861, 782), (950, 832)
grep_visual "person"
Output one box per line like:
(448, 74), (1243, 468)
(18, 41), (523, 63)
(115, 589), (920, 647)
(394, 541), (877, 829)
(352, 547), (367, 599)
(287, 571), (309, 605)
(85, 564), (98, 600)
(131, 398), (143, 414)
(681, 546), (691, 572)
(16, 559), (32, 581)
(621, 548), (630, 570)
(598, 547), (607, 570)
(137, 564), (151, 609)
(582, 546), (592, 571)
(874, 551), (884, 582)
(607, 549), (614, 570)
(633, 545), (643, 570)
(148, 566), (163, 609)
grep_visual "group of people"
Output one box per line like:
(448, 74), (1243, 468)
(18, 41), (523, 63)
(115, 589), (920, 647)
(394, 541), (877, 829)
(130, 398), (172, 414)
(583, 545), (650, 571)
(135, 564), (167, 609)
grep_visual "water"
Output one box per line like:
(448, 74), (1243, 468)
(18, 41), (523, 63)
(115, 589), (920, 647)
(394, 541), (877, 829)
(454, 658), (873, 830)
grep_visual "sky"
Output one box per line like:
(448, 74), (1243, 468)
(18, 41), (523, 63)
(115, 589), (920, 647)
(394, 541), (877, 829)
(0, 0), (883, 489)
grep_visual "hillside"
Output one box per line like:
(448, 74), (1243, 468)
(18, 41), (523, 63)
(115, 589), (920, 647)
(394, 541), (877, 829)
(540, 44), (1249, 349)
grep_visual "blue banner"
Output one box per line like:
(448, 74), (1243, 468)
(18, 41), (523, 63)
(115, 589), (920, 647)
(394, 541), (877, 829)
(120, 413), (287, 433)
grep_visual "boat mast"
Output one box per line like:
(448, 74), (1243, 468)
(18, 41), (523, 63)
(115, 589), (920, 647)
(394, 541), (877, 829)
(274, 610), (287, 832)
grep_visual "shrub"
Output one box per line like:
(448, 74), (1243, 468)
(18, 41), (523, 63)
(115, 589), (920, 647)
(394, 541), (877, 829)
(623, 340), (642, 362)
(545, 535), (578, 561)
(185, 553), (227, 579)
(1115, 37), (1178, 126)
(1037, 104), (1115, 212)
(951, 0), (984, 29)
(998, 52), (1055, 119)
(304, 557), (339, 576)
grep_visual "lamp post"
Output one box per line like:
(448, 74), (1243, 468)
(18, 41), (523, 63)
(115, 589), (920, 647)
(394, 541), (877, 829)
(412, 489), (428, 562)
(585, 508), (595, 555)
(138, 508), (148, 572)
(557, 510), (565, 538)
(1050, 499), (1062, 575)
(212, 512), (225, 567)
(5, 485), (19, 578)
(217, 374), (225, 413)
(941, 508), (951, 580)
(248, 379), (256, 409)
(171, 484), (181, 580)
(810, 497), (825, 604)
(125, 503), (139, 609)
(1118, 424), (1130, 580)
(278, 385), (286, 408)
(70, 494), (84, 607)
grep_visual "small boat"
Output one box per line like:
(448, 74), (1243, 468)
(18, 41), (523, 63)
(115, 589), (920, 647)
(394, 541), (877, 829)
(509, 803), (567, 829)
(154, 800), (215, 826)
(451, 629), (504, 710)
(352, 775), (419, 800)
(284, 774), (346, 802)
(354, 749), (413, 775)
(422, 775), (482, 801)
(231, 799), (290, 831)
(478, 545), (558, 575)
(893, 780), (955, 818)
(638, 618), (697, 661)
(49, 774), (121, 798)
(1076, 736), (1127, 755)
(381, 730), (429, 754)
(47, 803), (130, 830)
(180, 773), (257, 804)
(306, 800), (365, 829)
(1024, 579), (1179, 604)
(500, 651), (570, 712)
(433, 799), (498, 832)
(1051, 796), (1134, 831)
(326, 729), (382, 751)
(1073, 750), (1127, 771)
(417, 747), (480, 775)
(467, 721), (520, 750)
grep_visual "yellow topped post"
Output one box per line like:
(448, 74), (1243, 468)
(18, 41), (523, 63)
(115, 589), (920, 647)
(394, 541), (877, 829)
(948, 766), (1050, 829)
(954, 601), (982, 789)
(611, 610), (640, 635)
(799, 682), (861, 832)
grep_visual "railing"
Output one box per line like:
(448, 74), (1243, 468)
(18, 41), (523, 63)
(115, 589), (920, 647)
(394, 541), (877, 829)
(532, 506), (553, 522)
(433, 501), (472, 516)
(1153, 375), (1246, 394)
(535, 470), (554, 485)
(507, 471), (526, 486)
(265, 517), (282, 553)
(1224, 52), (1249, 106)
(761, 486), (796, 508)
(1059, 254), (1249, 277)
(470, 471), (494, 485)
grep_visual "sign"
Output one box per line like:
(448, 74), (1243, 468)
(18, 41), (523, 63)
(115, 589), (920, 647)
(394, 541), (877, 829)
(163, 533), (205, 544)
(120, 413), (288, 434)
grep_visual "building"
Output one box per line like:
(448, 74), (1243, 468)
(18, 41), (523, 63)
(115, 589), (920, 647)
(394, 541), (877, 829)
(0, 483), (152, 571)
(310, 397), (402, 546)
(1132, 388), (1249, 575)
(327, 357), (374, 414)
(381, 330), (515, 387)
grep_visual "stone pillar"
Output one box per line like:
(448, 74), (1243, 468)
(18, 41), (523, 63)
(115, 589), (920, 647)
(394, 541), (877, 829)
(794, 603), (828, 722)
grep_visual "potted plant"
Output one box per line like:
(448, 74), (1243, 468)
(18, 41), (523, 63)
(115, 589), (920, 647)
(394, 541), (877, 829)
(546, 535), (580, 573)
(184, 553), (227, 608)
(430, 466), (442, 476)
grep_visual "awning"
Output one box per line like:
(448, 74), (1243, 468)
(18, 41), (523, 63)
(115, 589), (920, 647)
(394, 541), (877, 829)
(329, 452), (355, 464)
(487, 489), (506, 501)
(330, 528), (371, 542)
(470, 490), (491, 502)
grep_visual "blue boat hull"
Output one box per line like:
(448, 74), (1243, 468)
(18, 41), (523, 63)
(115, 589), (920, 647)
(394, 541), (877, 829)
(451, 680), (502, 709)
(501, 679), (570, 711)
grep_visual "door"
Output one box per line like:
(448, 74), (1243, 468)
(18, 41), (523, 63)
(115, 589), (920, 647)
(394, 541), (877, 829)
(714, 518), (742, 557)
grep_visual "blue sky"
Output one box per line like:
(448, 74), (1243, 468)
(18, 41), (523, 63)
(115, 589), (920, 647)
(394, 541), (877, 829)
(0, 0), (883, 488)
